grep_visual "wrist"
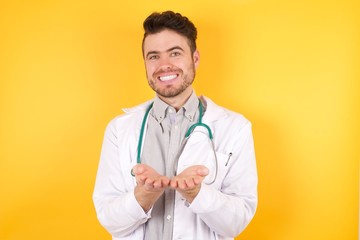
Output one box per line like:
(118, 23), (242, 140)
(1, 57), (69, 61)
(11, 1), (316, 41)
(180, 186), (201, 203)
(134, 185), (163, 212)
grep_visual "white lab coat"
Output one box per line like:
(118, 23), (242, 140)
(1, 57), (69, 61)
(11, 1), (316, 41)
(93, 96), (258, 240)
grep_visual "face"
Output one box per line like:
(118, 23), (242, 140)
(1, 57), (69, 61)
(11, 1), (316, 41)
(143, 29), (200, 103)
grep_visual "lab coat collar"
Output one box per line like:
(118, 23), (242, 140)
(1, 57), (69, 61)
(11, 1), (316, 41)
(200, 96), (227, 123)
(122, 100), (153, 114)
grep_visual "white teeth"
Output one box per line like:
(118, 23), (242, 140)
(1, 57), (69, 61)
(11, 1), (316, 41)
(159, 74), (177, 81)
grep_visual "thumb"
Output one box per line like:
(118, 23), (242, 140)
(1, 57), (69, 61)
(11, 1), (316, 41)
(196, 166), (209, 176)
(132, 164), (145, 175)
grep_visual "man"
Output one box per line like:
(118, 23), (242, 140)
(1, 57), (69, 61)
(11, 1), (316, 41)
(93, 11), (257, 240)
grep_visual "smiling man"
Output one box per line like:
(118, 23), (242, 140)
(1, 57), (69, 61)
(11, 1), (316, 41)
(93, 11), (258, 240)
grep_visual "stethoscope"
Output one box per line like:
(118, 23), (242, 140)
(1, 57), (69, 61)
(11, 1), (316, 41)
(132, 100), (218, 185)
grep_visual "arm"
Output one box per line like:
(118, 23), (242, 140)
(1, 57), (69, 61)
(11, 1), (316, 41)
(93, 120), (150, 237)
(173, 121), (258, 237)
(192, 121), (257, 237)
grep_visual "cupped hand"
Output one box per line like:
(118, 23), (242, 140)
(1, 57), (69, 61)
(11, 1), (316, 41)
(132, 164), (170, 211)
(170, 165), (209, 203)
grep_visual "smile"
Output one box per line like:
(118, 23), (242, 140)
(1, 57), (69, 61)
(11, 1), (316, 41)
(158, 74), (178, 82)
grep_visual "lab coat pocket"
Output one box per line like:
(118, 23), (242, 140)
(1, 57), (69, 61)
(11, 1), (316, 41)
(177, 131), (231, 189)
(209, 151), (232, 189)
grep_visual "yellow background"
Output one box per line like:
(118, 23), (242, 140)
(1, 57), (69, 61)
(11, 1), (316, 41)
(0, 0), (359, 239)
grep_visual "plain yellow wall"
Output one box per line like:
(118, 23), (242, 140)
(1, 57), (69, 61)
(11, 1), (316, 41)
(0, 0), (359, 239)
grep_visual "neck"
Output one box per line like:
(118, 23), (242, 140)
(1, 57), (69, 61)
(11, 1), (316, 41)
(158, 88), (193, 111)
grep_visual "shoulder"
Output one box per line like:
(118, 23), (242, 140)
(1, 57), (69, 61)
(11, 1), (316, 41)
(105, 100), (153, 131)
(202, 96), (251, 129)
(202, 97), (254, 154)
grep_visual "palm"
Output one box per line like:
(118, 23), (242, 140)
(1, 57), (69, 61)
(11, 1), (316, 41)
(170, 165), (209, 202)
(132, 164), (170, 211)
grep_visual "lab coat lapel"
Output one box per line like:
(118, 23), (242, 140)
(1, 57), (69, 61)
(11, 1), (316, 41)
(200, 96), (227, 127)
(176, 96), (226, 178)
(122, 100), (154, 185)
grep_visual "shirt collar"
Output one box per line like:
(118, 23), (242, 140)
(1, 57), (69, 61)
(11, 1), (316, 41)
(152, 91), (199, 123)
(182, 91), (199, 122)
(152, 96), (168, 123)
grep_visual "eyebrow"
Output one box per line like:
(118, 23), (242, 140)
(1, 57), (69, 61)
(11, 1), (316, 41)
(145, 46), (185, 59)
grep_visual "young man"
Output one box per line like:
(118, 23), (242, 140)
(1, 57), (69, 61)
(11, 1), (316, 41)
(93, 11), (258, 240)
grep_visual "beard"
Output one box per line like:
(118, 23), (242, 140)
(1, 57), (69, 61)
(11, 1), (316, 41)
(147, 65), (196, 98)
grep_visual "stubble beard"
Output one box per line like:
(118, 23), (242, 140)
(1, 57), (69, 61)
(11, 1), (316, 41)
(148, 65), (196, 98)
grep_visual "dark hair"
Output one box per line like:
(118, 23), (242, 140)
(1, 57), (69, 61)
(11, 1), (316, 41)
(142, 11), (197, 54)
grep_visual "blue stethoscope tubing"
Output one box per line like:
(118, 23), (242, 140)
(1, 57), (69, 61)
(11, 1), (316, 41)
(132, 100), (218, 185)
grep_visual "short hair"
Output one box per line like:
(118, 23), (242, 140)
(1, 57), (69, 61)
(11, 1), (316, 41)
(142, 11), (197, 55)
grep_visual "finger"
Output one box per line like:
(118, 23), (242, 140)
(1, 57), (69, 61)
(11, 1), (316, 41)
(196, 166), (209, 176)
(135, 172), (148, 185)
(170, 179), (178, 188)
(132, 164), (145, 175)
(137, 176), (146, 185)
(145, 176), (156, 185)
(153, 178), (164, 188)
(193, 176), (204, 185)
(185, 177), (195, 188)
(178, 179), (187, 190)
(161, 177), (170, 187)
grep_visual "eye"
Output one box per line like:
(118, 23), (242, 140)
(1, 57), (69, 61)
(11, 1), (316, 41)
(148, 55), (159, 60)
(170, 51), (181, 57)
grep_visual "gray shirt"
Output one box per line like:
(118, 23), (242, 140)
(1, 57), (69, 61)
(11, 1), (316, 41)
(142, 92), (200, 240)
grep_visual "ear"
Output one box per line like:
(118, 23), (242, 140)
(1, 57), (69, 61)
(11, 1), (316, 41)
(193, 50), (200, 69)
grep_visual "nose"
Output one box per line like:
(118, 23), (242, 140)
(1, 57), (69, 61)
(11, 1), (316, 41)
(157, 56), (174, 70)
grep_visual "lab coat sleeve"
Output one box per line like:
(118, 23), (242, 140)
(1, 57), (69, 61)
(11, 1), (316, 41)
(189, 121), (258, 237)
(93, 119), (151, 237)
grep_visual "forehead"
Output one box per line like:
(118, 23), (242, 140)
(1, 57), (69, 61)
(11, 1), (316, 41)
(143, 29), (191, 53)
